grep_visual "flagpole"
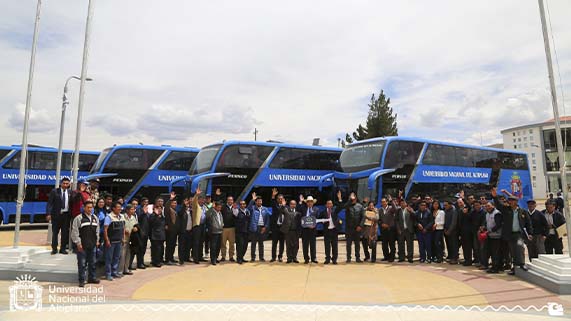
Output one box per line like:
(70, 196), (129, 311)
(538, 0), (571, 256)
(14, 0), (43, 248)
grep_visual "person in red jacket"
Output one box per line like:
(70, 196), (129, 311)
(71, 179), (91, 218)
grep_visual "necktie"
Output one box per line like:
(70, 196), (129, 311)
(328, 208), (331, 218)
(62, 190), (67, 210)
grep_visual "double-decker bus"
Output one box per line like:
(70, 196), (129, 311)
(321, 136), (532, 209)
(86, 144), (200, 203)
(173, 141), (342, 209)
(0, 145), (99, 224)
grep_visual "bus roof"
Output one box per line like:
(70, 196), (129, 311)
(347, 136), (525, 156)
(100, 144), (200, 152)
(0, 145), (99, 155)
(199, 140), (342, 152)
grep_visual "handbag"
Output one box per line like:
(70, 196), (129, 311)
(368, 222), (378, 248)
(478, 231), (488, 243)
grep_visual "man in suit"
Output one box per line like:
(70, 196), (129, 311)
(148, 202), (166, 268)
(320, 199), (342, 264)
(46, 177), (72, 254)
(415, 201), (434, 263)
(206, 202), (224, 265)
(493, 188), (533, 275)
(443, 200), (459, 265)
(136, 197), (150, 269)
(527, 199), (547, 261)
(379, 197), (397, 262)
(177, 196), (193, 265)
(164, 193), (179, 265)
(281, 199), (301, 263)
(270, 188), (286, 262)
(191, 188), (208, 264)
(469, 200), (486, 266)
(395, 199), (415, 263)
(543, 199), (566, 254)
(298, 195), (319, 264)
(234, 200), (251, 264)
(248, 193), (270, 262)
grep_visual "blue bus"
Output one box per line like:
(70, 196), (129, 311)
(0, 145), (99, 224)
(320, 136), (532, 209)
(173, 141), (342, 208)
(86, 144), (200, 203)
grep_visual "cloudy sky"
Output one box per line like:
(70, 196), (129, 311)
(0, 0), (570, 151)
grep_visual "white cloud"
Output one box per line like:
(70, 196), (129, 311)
(0, 0), (570, 151)
(7, 103), (58, 133)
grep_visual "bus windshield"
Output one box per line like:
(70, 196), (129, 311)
(91, 148), (112, 173)
(190, 145), (222, 175)
(340, 141), (386, 172)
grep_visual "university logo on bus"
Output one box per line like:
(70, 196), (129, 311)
(268, 174), (322, 182)
(510, 171), (523, 199)
(9, 275), (43, 311)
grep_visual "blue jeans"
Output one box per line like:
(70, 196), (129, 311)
(417, 231), (433, 261)
(105, 242), (122, 277)
(76, 244), (96, 283)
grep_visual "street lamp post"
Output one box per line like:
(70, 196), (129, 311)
(54, 76), (92, 188)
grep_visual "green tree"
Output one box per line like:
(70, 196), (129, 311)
(345, 90), (398, 144)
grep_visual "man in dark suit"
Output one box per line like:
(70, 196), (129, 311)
(164, 193), (179, 265)
(281, 199), (301, 263)
(270, 188), (286, 262)
(379, 197), (397, 262)
(148, 203), (166, 268)
(298, 195), (319, 264)
(46, 177), (72, 254)
(395, 199), (415, 263)
(136, 197), (150, 269)
(319, 199), (342, 264)
(443, 200), (459, 265)
(235, 200), (251, 264)
(543, 199), (566, 254)
(177, 196), (193, 265)
(527, 199), (547, 261)
(493, 188), (533, 275)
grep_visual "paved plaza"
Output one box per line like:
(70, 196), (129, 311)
(0, 228), (570, 319)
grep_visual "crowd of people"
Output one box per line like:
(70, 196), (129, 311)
(46, 177), (568, 287)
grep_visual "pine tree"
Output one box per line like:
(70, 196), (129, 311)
(345, 90), (398, 144)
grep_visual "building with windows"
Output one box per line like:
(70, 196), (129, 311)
(501, 116), (571, 197)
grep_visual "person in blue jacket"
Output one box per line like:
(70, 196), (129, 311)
(248, 192), (270, 262)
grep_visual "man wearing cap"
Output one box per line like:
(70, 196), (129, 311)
(526, 199), (547, 261)
(298, 195), (319, 264)
(493, 188), (532, 275)
(543, 199), (566, 254)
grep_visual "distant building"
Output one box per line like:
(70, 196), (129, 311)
(501, 116), (571, 197)
(486, 143), (504, 149)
